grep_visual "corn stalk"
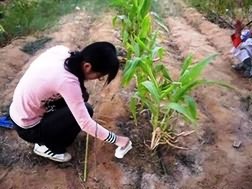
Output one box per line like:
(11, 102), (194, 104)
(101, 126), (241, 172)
(112, 0), (231, 150)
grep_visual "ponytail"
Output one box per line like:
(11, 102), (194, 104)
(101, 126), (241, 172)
(64, 51), (89, 102)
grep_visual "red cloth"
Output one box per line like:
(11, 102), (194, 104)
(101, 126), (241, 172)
(231, 33), (241, 48)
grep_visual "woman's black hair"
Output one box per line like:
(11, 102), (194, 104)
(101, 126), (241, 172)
(64, 41), (119, 101)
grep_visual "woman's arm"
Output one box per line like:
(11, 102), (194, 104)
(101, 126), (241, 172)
(58, 77), (129, 147)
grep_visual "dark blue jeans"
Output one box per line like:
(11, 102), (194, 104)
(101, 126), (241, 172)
(13, 102), (93, 154)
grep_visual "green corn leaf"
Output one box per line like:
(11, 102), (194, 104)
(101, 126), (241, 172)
(129, 96), (138, 125)
(133, 0), (139, 9)
(160, 85), (175, 99)
(140, 14), (152, 38)
(139, 63), (151, 78)
(151, 46), (164, 60)
(0, 25), (5, 33)
(133, 40), (141, 57)
(154, 64), (172, 81)
(112, 15), (126, 27)
(180, 54), (193, 76)
(131, 1), (140, 18)
(122, 30), (129, 45)
(172, 80), (207, 102)
(140, 80), (160, 103)
(165, 102), (197, 123)
(122, 57), (141, 86)
(179, 54), (216, 85)
(135, 36), (149, 52)
(140, 0), (152, 17)
(124, 17), (132, 30)
(139, 59), (157, 84)
(136, 91), (158, 116)
(184, 96), (197, 120)
(154, 19), (169, 33)
(151, 12), (169, 33)
(126, 42), (134, 53)
(160, 81), (181, 99)
(125, 41), (134, 58)
(148, 32), (157, 50)
(172, 79), (232, 102)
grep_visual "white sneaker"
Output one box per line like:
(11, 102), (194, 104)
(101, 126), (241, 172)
(115, 140), (132, 159)
(33, 143), (72, 162)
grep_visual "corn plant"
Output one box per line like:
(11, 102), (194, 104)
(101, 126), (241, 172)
(113, 0), (231, 150)
(127, 45), (230, 149)
(112, 0), (152, 58)
(154, 56), (231, 149)
(112, 0), (168, 59)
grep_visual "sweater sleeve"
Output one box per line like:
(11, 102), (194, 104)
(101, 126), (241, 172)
(57, 77), (110, 141)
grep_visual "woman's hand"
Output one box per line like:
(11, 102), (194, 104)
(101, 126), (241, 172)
(114, 135), (132, 158)
(115, 135), (130, 148)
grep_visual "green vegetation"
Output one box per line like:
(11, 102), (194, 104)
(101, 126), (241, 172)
(113, 0), (230, 150)
(186, 0), (252, 21)
(0, 0), (232, 151)
(0, 0), (110, 46)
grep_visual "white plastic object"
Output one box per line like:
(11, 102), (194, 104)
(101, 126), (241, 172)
(115, 140), (132, 159)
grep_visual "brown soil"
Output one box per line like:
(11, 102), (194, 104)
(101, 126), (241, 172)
(1, 1), (252, 189)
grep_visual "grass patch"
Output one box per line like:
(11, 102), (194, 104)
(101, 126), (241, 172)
(185, 0), (251, 21)
(0, 0), (111, 47)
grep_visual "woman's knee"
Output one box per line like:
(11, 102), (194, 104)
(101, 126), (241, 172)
(85, 103), (94, 117)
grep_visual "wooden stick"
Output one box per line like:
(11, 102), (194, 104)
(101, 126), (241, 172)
(83, 134), (89, 182)
(245, 20), (252, 27)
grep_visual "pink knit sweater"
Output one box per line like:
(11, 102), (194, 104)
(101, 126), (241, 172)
(9, 45), (109, 140)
